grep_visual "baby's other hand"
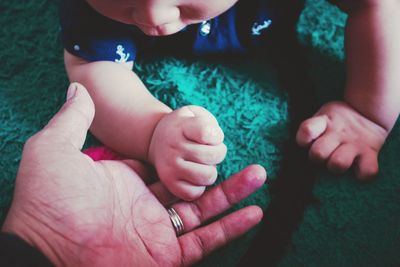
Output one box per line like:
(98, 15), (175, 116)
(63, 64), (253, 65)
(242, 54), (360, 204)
(296, 101), (388, 180)
(148, 105), (227, 200)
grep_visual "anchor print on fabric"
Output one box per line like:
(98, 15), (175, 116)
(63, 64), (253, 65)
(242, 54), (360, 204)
(115, 45), (130, 63)
(200, 21), (211, 36)
(251, 19), (272, 36)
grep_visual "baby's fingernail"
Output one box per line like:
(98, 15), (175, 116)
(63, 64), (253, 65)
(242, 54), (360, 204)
(66, 83), (78, 101)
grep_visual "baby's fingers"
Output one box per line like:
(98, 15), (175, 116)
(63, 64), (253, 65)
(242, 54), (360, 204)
(296, 115), (328, 147)
(183, 117), (224, 145)
(173, 161), (218, 201)
(182, 142), (227, 165)
(327, 144), (358, 174)
(178, 160), (218, 186)
(309, 132), (341, 163)
(172, 180), (207, 201)
(355, 150), (379, 180)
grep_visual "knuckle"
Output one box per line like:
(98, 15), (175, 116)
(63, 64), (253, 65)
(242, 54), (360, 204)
(300, 122), (315, 137)
(190, 105), (215, 118)
(190, 233), (208, 259)
(180, 187), (205, 201)
(179, 105), (194, 115)
(68, 103), (93, 127)
(309, 147), (327, 161)
(198, 150), (214, 164)
(189, 115), (222, 139)
(197, 126), (212, 143)
(159, 160), (181, 179)
(171, 157), (185, 171)
(193, 144), (226, 165)
(219, 143), (228, 160)
(364, 165), (379, 177)
(196, 117), (212, 128)
(206, 167), (218, 184)
(329, 156), (350, 171)
(204, 125), (224, 143)
(205, 149), (222, 164)
(188, 202), (203, 223)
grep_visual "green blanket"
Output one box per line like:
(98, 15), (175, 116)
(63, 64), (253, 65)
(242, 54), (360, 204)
(1, 0), (399, 266)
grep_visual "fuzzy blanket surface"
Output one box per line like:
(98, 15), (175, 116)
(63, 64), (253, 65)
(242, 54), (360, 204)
(0, 0), (399, 266)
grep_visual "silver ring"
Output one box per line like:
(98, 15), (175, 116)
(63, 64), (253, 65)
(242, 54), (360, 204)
(167, 207), (184, 236)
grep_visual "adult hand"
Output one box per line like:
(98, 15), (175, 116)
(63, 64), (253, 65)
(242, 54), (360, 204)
(2, 83), (266, 267)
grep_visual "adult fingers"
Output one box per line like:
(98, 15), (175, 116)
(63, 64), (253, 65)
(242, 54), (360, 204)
(296, 115), (328, 147)
(170, 164), (266, 232)
(42, 83), (95, 150)
(179, 205), (263, 267)
(148, 182), (178, 206)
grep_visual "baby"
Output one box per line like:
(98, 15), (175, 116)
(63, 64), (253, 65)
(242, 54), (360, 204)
(59, 0), (400, 201)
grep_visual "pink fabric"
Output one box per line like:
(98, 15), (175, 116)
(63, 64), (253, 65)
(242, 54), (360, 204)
(83, 147), (123, 161)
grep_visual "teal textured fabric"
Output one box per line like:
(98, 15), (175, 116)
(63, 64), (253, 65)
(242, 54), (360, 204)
(0, 0), (399, 266)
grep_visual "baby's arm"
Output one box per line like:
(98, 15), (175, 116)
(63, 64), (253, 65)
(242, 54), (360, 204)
(65, 51), (226, 200)
(297, 0), (400, 179)
(342, 0), (400, 131)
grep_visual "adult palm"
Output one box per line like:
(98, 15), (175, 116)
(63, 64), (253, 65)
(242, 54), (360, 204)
(3, 84), (266, 267)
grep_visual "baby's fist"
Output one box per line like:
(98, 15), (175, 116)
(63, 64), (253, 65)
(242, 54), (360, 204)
(148, 105), (227, 200)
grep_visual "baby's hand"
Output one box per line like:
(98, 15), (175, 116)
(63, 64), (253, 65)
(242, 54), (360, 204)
(148, 105), (227, 200)
(296, 101), (389, 180)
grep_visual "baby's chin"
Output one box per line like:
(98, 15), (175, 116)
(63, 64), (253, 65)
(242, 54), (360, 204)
(137, 22), (188, 36)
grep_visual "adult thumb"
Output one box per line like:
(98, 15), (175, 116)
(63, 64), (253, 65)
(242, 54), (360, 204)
(43, 83), (95, 150)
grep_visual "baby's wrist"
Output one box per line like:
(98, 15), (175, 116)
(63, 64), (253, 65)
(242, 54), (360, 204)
(147, 112), (170, 165)
(343, 97), (396, 133)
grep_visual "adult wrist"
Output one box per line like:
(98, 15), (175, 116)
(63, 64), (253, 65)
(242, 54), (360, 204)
(2, 209), (77, 267)
(0, 231), (54, 267)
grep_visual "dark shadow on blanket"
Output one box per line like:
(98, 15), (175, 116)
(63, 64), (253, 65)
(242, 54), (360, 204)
(238, 0), (323, 265)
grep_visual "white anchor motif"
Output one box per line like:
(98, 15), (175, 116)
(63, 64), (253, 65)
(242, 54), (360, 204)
(251, 19), (272, 36)
(115, 45), (130, 63)
(200, 21), (211, 36)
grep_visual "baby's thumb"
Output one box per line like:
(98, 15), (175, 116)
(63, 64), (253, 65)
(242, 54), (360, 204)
(44, 83), (95, 149)
(185, 105), (218, 122)
(296, 115), (328, 147)
(175, 105), (218, 121)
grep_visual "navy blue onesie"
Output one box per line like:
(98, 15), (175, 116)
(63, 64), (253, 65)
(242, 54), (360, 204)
(60, 0), (281, 63)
